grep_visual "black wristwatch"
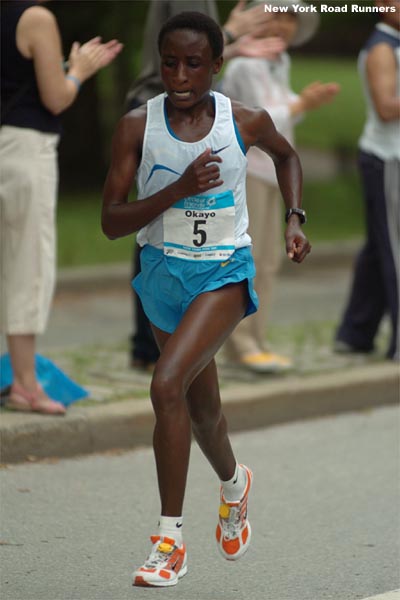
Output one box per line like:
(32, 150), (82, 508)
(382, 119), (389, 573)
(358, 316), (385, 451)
(285, 208), (307, 224)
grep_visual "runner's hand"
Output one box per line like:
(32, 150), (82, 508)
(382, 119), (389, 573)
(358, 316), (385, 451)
(176, 148), (223, 196)
(285, 219), (311, 263)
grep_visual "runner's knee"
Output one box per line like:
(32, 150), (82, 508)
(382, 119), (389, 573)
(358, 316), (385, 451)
(150, 367), (184, 415)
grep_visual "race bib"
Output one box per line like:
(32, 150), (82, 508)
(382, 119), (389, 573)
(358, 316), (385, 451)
(163, 191), (235, 261)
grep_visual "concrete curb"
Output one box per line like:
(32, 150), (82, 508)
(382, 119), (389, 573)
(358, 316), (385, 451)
(1, 363), (398, 464)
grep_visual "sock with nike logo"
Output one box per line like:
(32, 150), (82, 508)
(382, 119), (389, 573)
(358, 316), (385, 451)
(158, 515), (183, 545)
(221, 463), (247, 502)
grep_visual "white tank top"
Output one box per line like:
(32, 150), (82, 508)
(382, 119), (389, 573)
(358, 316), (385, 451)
(136, 91), (251, 260)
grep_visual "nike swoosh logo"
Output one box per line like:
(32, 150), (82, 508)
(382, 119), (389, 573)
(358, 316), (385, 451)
(211, 144), (230, 155)
(176, 522), (183, 528)
(220, 260), (231, 267)
(145, 163), (182, 184)
(233, 476), (238, 484)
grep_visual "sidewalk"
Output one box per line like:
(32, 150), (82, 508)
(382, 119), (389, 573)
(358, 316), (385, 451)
(1, 362), (398, 463)
(1, 241), (398, 463)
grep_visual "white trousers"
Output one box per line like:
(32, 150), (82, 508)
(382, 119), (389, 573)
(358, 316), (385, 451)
(224, 175), (282, 359)
(0, 126), (59, 335)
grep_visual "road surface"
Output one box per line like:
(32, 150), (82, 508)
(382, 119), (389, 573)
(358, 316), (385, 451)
(1, 405), (399, 600)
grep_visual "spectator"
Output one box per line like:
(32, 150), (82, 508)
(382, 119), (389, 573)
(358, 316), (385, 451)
(0, 0), (122, 413)
(335, 0), (399, 361)
(223, 0), (339, 373)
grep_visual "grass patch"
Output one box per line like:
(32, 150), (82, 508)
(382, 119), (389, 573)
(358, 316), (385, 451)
(45, 319), (390, 409)
(290, 56), (365, 151)
(302, 173), (364, 242)
(57, 193), (134, 267)
(256, 319), (388, 377)
(47, 340), (151, 404)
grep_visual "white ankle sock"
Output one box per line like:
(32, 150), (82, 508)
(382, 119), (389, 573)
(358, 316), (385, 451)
(158, 515), (183, 546)
(221, 463), (247, 502)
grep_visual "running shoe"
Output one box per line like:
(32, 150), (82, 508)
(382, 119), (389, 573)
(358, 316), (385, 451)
(216, 465), (253, 560)
(132, 535), (187, 587)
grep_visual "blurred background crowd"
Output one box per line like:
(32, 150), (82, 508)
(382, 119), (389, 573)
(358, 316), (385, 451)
(53, 0), (374, 262)
(1, 0), (398, 412)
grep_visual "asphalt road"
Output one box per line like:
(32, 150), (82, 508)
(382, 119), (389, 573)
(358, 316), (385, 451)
(1, 405), (399, 600)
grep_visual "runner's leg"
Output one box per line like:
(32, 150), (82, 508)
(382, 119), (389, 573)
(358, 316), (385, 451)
(186, 358), (236, 481)
(150, 281), (248, 516)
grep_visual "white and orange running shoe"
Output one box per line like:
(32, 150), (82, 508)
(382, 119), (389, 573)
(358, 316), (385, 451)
(216, 465), (253, 561)
(132, 535), (187, 587)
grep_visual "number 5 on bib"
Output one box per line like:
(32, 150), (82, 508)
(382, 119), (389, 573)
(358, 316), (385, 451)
(163, 191), (235, 261)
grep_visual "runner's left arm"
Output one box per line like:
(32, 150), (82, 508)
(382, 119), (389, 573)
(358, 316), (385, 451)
(232, 101), (311, 263)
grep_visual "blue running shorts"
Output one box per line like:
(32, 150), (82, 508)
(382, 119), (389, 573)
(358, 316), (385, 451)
(133, 244), (258, 334)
